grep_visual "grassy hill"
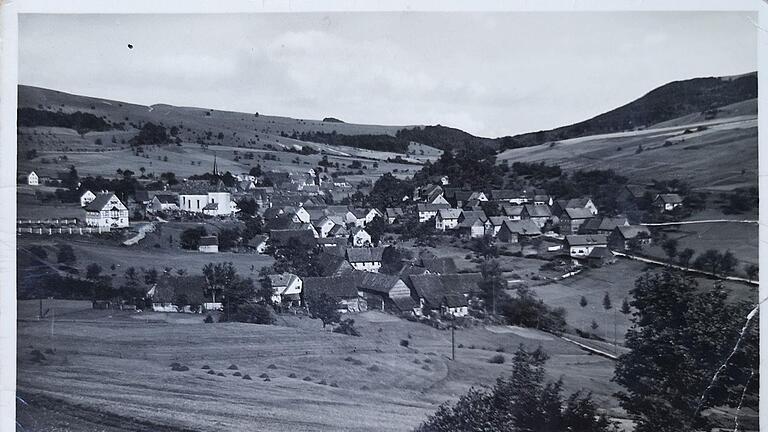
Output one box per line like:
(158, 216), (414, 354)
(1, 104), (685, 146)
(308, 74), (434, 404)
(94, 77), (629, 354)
(500, 72), (757, 149)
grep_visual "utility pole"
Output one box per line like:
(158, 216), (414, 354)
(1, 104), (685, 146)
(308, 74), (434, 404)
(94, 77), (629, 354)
(451, 326), (455, 361)
(50, 299), (55, 353)
(39, 299), (43, 320)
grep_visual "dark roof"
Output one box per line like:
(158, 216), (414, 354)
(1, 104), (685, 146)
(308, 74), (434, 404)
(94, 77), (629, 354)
(199, 235), (218, 246)
(154, 194), (177, 204)
(203, 202), (218, 211)
(500, 219), (541, 236)
(351, 271), (404, 295)
(386, 207), (404, 218)
(346, 247), (384, 263)
(566, 234), (608, 247)
(563, 207), (595, 220)
(581, 217), (629, 232)
(503, 205), (524, 216)
(587, 247), (615, 259)
(437, 209), (462, 220)
(614, 225), (651, 239)
(491, 189), (525, 200)
(459, 210), (488, 223)
(302, 275), (358, 299)
(656, 193), (684, 204)
(442, 293), (468, 308)
(409, 273), (482, 307)
(135, 190), (150, 202)
(420, 257), (458, 274)
(316, 252), (354, 276)
(247, 234), (268, 247)
(417, 203), (450, 212)
(523, 204), (551, 218)
(84, 193), (121, 212)
(150, 274), (207, 304)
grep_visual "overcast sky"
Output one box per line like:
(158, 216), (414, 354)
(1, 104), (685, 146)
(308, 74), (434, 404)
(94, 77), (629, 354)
(19, 12), (757, 137)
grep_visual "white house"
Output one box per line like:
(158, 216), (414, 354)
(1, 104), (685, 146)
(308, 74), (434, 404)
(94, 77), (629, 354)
(653, 194), (684, 212)
(80, 190), (97, 207)
(179, 188), (237, 216)
(84, 193), (129, 228)
(346, 247), (384, 272)
(27, 171), (39, 186)
(565, 234), (608, 258)
(312, 217), (336, 238)
(435, 208), (462, 231)
(350, 227), (372, 247)
(150, 194), (179, 212)
(198, 235), (219, 253)
(269, 273), (302, 306)
(417, 203), (449, 223)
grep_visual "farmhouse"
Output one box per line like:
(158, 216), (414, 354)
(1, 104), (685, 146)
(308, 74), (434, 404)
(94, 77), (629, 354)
(435, 208), (462, 231)
(147, 274), (207, 313)
(552, 198), (598, 216)
(417, 203), (450, 222)
(385, 207), (405, 224)
(302, 275), (366, 313)
(559, 207), (596, 234)
(350, 227), (372, 247)
(352, 271), (413, 312)
(653, 194), (684, 212)
(247, 235), (269, 253)
(408, 273), (482, 317)
(608, 225), (652, 251)
(269, 273), (302, 306)
(327, 224), (349, 239)
(178, 182), (237, 216)
(312, 216), (337, 238)
(457, 210), (490, 238)
(198, 235), (219, 253)
(150, 194), (179, 213)
(579, 217), (630, 235)
(84, 193), (129, 228)
(521, 204), (552, 228)
(565, 234), (608, 258)
(79, 190), (97, 207)
(497, 219), (541, 243)
(350, 208), (383, 227)
(502, 205), (524, 220)
(346, 247), (384, 272)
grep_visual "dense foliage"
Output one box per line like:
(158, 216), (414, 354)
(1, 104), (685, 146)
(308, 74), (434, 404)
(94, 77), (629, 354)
(18, 108), (112, 134)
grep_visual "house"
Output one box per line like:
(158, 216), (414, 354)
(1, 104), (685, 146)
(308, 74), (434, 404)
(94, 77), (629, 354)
(487, 217), (510, 237)
(316, 251), (354, 276)
(608, 225), (652, 251)
(502, 205), (524, 220)
(350, 208), (383, 227)
(521, 204), (552, 228)
(198, 235), (219, 253)
(179, 182), (237, 216)
(147, 274), (208, 313)
(350, 227), (372, 247)
(497, 219), (542, 243)
(352, 271), (413, 312)
(346, 247), (384, 272)
(269, 273), (302, 306)
(313, 216), (337, 238)
(317, 237), (345, 248)
(327, 224), (349, 239)
(408, 273), (482, 317)
(585, 247), (617, 267)
(414, 184), (449, 205)
(247, 235), (269, 253)
(417, 203), (450, 222)
(150, 194), (179, 213)
(565, 234), (608, 258)
(269, 229), (318, 248)
(385, 207), (405, 224)
(457, 210), (489, 238)
(559, 207), (596, 234)
(435, 208), (462, 231)
(27, 171), (39, 186)
(653, 194), (684, 212)
(445, 189), (488, 208)
(84, 193), (129, 228)
(302, 275), (366, 313)
(491, 189), (531, 205)
(552, 198), (598, 216)
(79, 190), (97, 207)
(579, 217), (630, 235)
(237, 180), (257, 192)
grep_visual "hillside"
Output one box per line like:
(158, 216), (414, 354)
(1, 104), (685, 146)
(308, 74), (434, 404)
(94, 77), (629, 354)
(501, 72), (757, 149)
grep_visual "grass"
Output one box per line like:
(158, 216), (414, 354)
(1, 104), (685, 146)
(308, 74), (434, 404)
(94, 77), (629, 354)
(17, 306), (627, 431)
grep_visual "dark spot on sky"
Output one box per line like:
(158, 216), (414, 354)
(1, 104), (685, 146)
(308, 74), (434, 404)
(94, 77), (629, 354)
(127, 44), (133, 49)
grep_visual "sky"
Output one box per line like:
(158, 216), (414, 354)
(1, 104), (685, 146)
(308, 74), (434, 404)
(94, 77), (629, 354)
(19, 12), (757, 137)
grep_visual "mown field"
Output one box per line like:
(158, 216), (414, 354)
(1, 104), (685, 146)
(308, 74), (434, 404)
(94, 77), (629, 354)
(17, 304), (625, 432)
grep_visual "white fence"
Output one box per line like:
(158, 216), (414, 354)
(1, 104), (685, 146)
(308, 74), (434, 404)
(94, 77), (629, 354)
(17, 218), (79, 226)
(17, 226), (111, 235)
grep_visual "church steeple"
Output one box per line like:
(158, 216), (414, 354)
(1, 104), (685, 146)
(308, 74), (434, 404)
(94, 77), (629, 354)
(212, 152), (218, 176)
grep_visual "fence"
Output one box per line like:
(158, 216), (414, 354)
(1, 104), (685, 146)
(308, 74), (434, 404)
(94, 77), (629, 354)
(17, 226), (111, 235)
(17, 218), (80, 226)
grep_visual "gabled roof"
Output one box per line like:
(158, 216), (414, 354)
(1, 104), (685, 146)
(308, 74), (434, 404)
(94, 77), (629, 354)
(587, 247), (615, 259)
(614, 225), (651, 240)
(202, 202), (218, 211)
(346, 247), (384, 263)
(581, 217), (629, 232)
(312, 216), (335, 229)
(269, 273), (299, 288)
(563, 207), (595, 220)
(316, 251), (354, 276)
(656, 193), (684, 204)
(302, 275), (358, 299)
(351, 271), (404, 295)
(198, 235), (218, 246)
(328, 224), (348, 237)
(488, 216), (510, 227)
(247, 234), (268, 247)
(459, 210), (488, 223)
(154, 194), (177, 204)
(409, 273), (482, 306)
(84, 193), (122, 212)
(503, 205), (524, 217)
(565, 234), (608, 247)
(417, 203), (450, 212)
(350, 227), (370, 237)
(437, 209), (462, 220)
(386, 207), (404, 217)
(500, 219), (542, 236)
(523, 204), (551, 218)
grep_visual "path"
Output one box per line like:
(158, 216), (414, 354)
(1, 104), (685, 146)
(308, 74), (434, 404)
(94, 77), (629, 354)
(640, 219), (758, 227)
(123, 221), (161, 246)
(611, 251), (757, 285)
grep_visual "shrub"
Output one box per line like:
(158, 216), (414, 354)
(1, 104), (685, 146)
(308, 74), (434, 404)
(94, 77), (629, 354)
(303, 376), (313, 381)
(368, 365), (380, 372)
(400, 339), (410, 348)
(488, 354), (505, 364)
(242, 374), (252, 380)
(203, 315), (214, 323)
(201, 365), (211, 369)
(207, 370), (216, 375)
(259, 373), (269, 378)
(233, 372), (242, 377)
(267, 364), (277, 369)
(288, 373), (297, 378)
(332, 318), (361, 337)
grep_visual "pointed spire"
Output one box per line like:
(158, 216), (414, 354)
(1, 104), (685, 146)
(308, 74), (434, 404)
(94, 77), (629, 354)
(213, 152), (218, 176)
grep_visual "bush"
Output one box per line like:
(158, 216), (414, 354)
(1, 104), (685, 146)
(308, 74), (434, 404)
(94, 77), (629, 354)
(488, 354), (505, 364)
(400, 339), (410, 347)
(332, 318), (361, 337)
(242, 374), (252, 380)
(203, 315), (214, 323)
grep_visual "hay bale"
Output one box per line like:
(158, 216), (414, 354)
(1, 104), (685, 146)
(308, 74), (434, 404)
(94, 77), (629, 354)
(169, 362), (181, 368)
(233, 372), (242, 377)
(227, 364), (239, 370)
(288, 373), (297, 378)
(171, 365), (189, 372)
(302, 376), (313, 381)
(201, 365), (211, 370)
(263, 377), (271, 382)
(330, 382), (339, 388)
(367, 365), (380, 372)
(350, 359), (364, 366)
(413, 359), (421, 364)
(267, 364), (277, 369)
(217, 372), (225, 377)
(259, 373), (269, 378)
(344, 356), (354, 362)
(318, 379), (327, 385)
(424, 358), (432, 363)
(207, 370), (216, 375)
(242, 374), (252, 380)
(421, 365), (431, 371)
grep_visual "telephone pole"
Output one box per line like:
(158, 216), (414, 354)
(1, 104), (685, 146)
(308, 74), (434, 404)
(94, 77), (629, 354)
(451, 325), (455, 361)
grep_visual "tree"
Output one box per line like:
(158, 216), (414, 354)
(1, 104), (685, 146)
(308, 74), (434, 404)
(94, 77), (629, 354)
(693, 249), (737, 276)
(143, 267), (159, 286)
(590, 320), (599, 332)
(415, 345), (611, 432)
(202, 262), (236, 304)
(661, 238), (678, 260)
(579, 296), (588, 308)
(332, 318), (361, 336)
(744, 263), (758, 282)
(602, 292), (612, 311)
(236, 198), (258, 220)
(270, 238), (321, 277)
(305, 290), (341, 328)
(180, 226), (207, 250)
(677, 248), (695, 268)
(380, 246), (406, 275)
(469, 235), (499, 259)
(479, 259), (506, 316)
(217, 228), (241, 251)
(620, 298), (631, 315)
(365, 216), (387, 246)
(613, 270), (758, 432)
(85, 263), (103, 280)
(131, 122), (169, 146)
(56, 244), (77, 265)
(242, 216), (264, 241)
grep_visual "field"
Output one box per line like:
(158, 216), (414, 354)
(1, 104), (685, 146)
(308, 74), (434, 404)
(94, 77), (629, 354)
(497, 99), (758, 192)
(17, 303), (624, 432)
